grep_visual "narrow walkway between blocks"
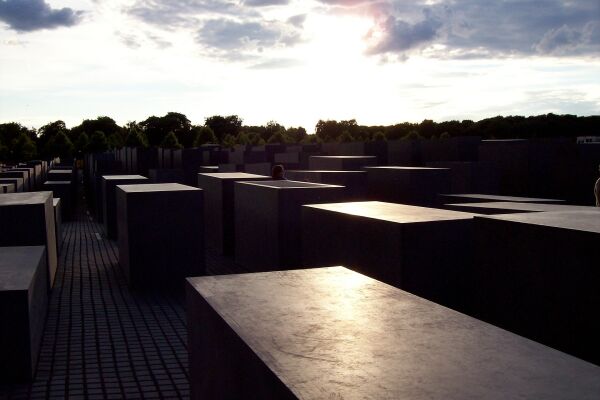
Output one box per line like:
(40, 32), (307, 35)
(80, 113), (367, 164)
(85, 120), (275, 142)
(1, 189), (245, 400)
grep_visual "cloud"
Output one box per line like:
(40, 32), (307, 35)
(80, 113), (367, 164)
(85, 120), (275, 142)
(196, 17), (301, 59)
(0, 0), (83, 32)
(243, 0), (290, 6)
(316, 0), (600, 59)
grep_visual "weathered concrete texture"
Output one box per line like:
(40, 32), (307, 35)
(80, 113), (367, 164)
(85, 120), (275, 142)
(0, 183), (14, 193)
(0, 177), (23, 192)
(472, 210), (600, 365)
(387, 139), (421, 166)
(309, 156), (377, 171)
(366, 166), (451, 206)
(285, 170), (368, 199)
(197, 173), (271, 255)
(47, 169), (74, 183)
(426, 161), (499, 194)
(0, 246), (48, 383)
(53, 198), (63, 255)
(148, 168), (185, 184)
(478, 139), (530, 196)
(43, 181), (74, 220)
(198, 166), (219, 173)
(302, 201), (476, 308)
(439, 193), (565, 204)
(218, 163), (244, 173)
(235, 180), (345, 271)
(102, 175), (149, 239)
(186, 267), (600, 400)
(244, 162), (272, 176)
(11, 168), (35, 190)
(0, 192), (57, 289)
(0, 171), (29, 191)
(117, 183), (205, 290)
(445, 201), (597, 215)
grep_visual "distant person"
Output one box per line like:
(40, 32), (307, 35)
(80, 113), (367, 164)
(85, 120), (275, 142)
(272, 164), (286, 180)
(595, 164), (600, 207)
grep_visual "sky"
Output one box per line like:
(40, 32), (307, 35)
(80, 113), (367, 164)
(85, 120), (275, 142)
(0, 0), (599, 133)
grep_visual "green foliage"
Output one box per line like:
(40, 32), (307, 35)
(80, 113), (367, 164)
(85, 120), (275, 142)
(46, 131), (74, 159)
(12, 132), (37, 161)
(75, 132), (90, 154)
(301, 134), (321, 144)
(402, 130), (423, 140)
(315, 119), (358, 142)
(107, 132), (125, 149)
(193, 126), (218, 146)
(124, 128), (148, 148)
(221, 134), (236, 149)
(440, 131), (451, 139)
(37, 120), (67, 158)
(267, 131), (290, 144)
(235, 132), (251, 145)
(0, 139), (7, 160)
(372, 131), (386, 142)
(141, 112), (192, 147)
(87, 131), (109, 153)
(205, 115), (243, 143)
(337, 130), (354, 143)
(286, 127), (307, 143)
(160, 131), (183, 149)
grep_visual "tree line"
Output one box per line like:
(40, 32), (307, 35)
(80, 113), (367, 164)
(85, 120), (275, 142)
(0, 112), (598, 162)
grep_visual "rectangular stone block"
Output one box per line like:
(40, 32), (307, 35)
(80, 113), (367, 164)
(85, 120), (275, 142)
(102, 175), (149, 239)
(117, 183), (205, 290)
(439, 193), (565, 204)
(235, 180), (345, 271)
(43, 181), (74, 220)
(478, 139), (530, 196)
(0, 246), (48, 383)
(425, 161), (498, 193)
(302, 201), (476, 308)
(309, 155), (377, 171)
(244, 162), (272, 176)
(387, 139), (421, 166)
(285, 170), (367, 199)
(10, 168), (34, 190)
(0, 183), (14, 193)
(148, 168), (185, 184)
(218, 163), (244, 172)
(197, 173), (270, 255)
(0, 177), (23, 192)
(47, 169), (73, 182)
(186, 267), (600, 400)
(472, 210), (600, 364)
(445, 201), (595, 215)
(0, 171), (29, 191)
(198, 166), (219, 173)
(53, 198), (63, 254)
(366, 166), (451, 206)
(0, 192), (57, 289)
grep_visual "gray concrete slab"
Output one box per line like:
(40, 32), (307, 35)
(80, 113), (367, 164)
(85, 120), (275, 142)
(0, 192), (57, 289)
(309, 155), (377, 171)
(43, 181), (73, 220)
(10, 168), (34, 190)
(116, 183), (204, 290)
(472, 210), (600, 364)
(285, 170), (367, 200)
(365, 166), (451, 206)
(445, 201), (598, 215)
(0, 178), (23, 192)
(0, 183), (14, 193)
(101, 175), (148, 239)
(439, 193), (565, 203)
(0, 246), (48, 383)
(235, 180), (345, 271)
(197, 173), (270, 255)
(302, 201), (477, 308)
(47, 169), (73, 182)
(186, 266), (600, 400)
(0, 171), (29, 191)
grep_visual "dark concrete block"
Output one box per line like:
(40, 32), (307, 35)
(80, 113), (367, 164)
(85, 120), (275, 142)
(235, 180), (345, 271)
(102, 175), (149, 239)
(186, 266), (600, 400)
(218, 163), (244, 172)
(0, 246), (48, 383)
(0, 192), (57, 289)
(47, 169), (73, 183)
(43, 181), (74, 220)
(198, 166), (219, 173)
(478, 139), (530, 196)
(425, 161), (499, 193)
(387, 139), (421, 166)
(444, 201), (595, 215)
(439, 193), (565, 204)
(285, 170), (367, 199)
(148, 168), (185, 184)
(0, 177), (23, 192)
(309, 155), (377, 171)
(173, 148), (204, 186)
(0, 171), (29, 191)
(472, 210), (600, 364)
(197, 173), (270, 255)
(0, 183), (14, 193)
(117, 183), (205, 290)
(10, 168), (34, 190)
(244, 162), (272, 176)
(366, 166), (451, 206)
(53, 198), (62, 254)
(302, 201), (476, 308)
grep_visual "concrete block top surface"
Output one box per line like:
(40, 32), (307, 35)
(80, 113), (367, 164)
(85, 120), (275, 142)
(288, 170), (366, 175)
(0, 192), (52, 206)
(447, 202), (596, 213)
(187, 267), (600, 400)
(478, 210), (600, 234)
(311, 156), (376, 159)
(199, 172), (268, 180)
(117, 183), (200, 193)
(48, 170), (72, 175)
(0, 246), (46, 291)
(53, 198), (60, 207)
(238, 180), (343, 190)
(44, 181), (71, 185)
(102, 175), (147, 181)
(440, 194), (564, 203)
(304, 201), (477, 223)
(366, 166), (450, 171)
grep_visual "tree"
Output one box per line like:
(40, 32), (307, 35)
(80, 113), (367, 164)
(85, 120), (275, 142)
(70, 116), (123, 145)
(247, 132), (265, 146)
(0, 139), (8, 161)
(193, 126), (217, 146)
(160, 131), (183, 149)
(372, 131), (386, 142)
(124, 128), (148, 148)
(140, 112), (192, 147)
(107, 132), (125, 149)
(87, 131), (109, 153)
(235, 132), (251, 145)
(205, 115), (243, 143)
(12, 132), (37, 161)
(221, 134), (236, 149)
(75, 132), (90, 155)
(337, 130), (354, 143)
(286, 127), (307, 143)
(315, 119), (358, 142)
(402, 130), (422, 140)
(46, 131), (74, 159)
(37, 120), (67, 158)
(267, 131), (289, 144)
